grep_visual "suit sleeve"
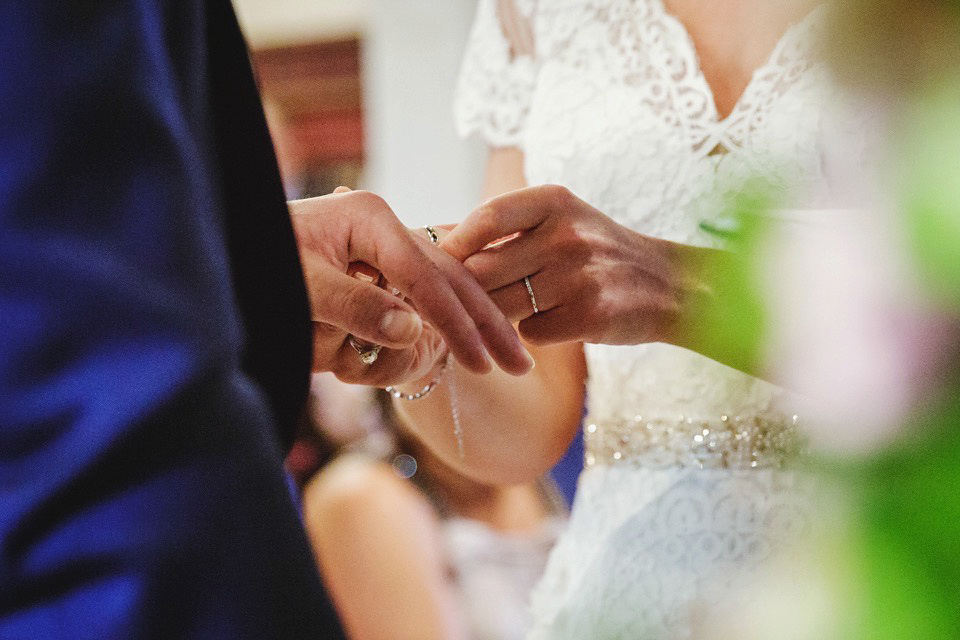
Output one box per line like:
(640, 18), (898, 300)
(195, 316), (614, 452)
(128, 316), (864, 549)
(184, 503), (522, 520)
(0, 5), (338, 638)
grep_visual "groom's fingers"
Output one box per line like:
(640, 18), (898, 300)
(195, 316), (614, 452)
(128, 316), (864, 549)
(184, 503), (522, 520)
(405, 226), (532, 375)
(379, 226), (532, 376)
(440, 185), (570, 262)
(420, 242), (534, 376)
(350, 201), (494, 374)
(308, 261), (423, 349)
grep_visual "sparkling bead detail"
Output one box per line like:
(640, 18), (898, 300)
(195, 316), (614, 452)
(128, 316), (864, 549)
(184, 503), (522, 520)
(385, 353), (452, 401)
(583, 413), (804, 470)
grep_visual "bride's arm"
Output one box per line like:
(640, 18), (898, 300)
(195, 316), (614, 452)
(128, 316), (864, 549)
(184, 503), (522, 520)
(392, 149), (587, 485)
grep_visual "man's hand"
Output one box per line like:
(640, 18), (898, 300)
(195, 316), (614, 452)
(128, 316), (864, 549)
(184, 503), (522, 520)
(290, 189), (533, 387)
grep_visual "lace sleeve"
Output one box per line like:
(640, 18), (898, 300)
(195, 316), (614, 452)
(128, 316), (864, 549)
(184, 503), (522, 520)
(454, 0), (539, 148)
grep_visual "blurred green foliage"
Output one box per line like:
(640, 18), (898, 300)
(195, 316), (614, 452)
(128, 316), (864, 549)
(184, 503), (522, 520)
(689, 184), (780, 376)
(671, 5), (960, 636)
(842, 75), (960, 639)
(900, 78), (960, 310)
(695, 127), (960, 636)
(821, 382), (960, 639)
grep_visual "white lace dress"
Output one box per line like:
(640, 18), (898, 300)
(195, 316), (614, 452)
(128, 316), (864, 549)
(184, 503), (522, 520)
(455, 1), (831, 638)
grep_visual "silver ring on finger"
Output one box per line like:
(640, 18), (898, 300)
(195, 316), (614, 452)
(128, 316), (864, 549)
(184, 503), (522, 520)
(348, 335), (383, 365)
(423, 225), (440, 245)
(523, 276), (540, 314)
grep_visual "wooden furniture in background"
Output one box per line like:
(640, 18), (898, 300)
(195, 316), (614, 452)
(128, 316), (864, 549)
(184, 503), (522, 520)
(252, 38), (364, 196)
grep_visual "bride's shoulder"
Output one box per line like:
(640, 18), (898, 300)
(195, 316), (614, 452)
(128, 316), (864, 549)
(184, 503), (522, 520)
(532, 0), (664, 44)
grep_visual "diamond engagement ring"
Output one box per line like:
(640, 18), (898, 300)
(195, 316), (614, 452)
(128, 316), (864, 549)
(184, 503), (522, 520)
(348, 335), (383, 365)
(523, 276), (540, 314)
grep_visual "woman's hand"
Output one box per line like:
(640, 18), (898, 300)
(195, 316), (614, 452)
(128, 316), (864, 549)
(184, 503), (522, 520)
(442, 185), (710, 347)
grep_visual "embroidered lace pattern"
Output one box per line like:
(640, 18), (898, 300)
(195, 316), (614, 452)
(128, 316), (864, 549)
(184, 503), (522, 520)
(456, 1), (831, 637)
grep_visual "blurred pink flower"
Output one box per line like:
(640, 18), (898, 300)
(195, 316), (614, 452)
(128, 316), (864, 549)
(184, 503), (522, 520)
(762, 206), (954, 454)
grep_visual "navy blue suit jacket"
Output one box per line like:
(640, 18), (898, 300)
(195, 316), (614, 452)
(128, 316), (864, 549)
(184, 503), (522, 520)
(0, 3), (345, 638)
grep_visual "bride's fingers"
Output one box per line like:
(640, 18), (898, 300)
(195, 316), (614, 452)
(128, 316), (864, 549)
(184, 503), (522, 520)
(517, 305), (592, 347)
(347, 261), (381, 285)
(463, 228), (548, 292)
(489, 272), (557, 323)
(441, 185), (569, 262)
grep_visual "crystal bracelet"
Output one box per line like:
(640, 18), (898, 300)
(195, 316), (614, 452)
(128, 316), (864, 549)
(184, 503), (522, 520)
(384, 351), (465, 458)
(385, 352), (452, 401)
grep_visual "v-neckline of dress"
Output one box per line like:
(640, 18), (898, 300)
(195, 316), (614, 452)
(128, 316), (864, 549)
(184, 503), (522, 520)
(650, 0), (824, 126)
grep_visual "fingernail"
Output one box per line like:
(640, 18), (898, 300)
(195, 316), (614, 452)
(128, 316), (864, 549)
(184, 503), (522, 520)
(354, 271), (376, 283)
(380, 309), (422, 343)
(524, 347), (536, 371)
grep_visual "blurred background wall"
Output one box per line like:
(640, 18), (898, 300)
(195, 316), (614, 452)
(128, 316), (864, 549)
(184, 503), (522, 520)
(233, 0), (484, 226)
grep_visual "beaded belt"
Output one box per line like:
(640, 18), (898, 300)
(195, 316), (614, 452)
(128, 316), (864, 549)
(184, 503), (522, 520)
(584, 413), (803, 470)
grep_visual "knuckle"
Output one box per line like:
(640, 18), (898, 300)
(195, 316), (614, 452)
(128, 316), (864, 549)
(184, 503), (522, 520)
(402, 272), (432, 303)
(353, 190), (389, 211)
(353, 192), (399, 231)
(473, 206), (499, 238)
(555, 226), (589, 261)
(547, 184), (575, 207)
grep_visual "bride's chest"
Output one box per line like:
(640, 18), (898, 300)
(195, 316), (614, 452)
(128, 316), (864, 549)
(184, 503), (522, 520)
(521, 0), (829, 240)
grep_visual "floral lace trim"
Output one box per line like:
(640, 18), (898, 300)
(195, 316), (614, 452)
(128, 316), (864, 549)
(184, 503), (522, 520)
(455, 0), (540, 147)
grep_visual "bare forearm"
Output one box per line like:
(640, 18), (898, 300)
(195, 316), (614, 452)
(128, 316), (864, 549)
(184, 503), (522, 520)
(395, 148), (584, 483)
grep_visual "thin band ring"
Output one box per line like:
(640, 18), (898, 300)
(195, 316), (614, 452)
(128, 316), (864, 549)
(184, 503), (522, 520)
(348, 335), (383, 365)
(423, 225), (440, 245)
(523, 276), (540, 314)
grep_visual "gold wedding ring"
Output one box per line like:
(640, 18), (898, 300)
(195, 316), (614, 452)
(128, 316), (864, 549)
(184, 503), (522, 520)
(348, 335), (383, 365)
(523, 276), (540, 314)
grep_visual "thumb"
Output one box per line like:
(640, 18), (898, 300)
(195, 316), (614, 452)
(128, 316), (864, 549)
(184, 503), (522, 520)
(309, 262), (425, 348)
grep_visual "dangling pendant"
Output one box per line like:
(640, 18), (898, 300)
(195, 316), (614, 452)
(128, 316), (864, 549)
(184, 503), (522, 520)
(447, 361), (465, 459)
